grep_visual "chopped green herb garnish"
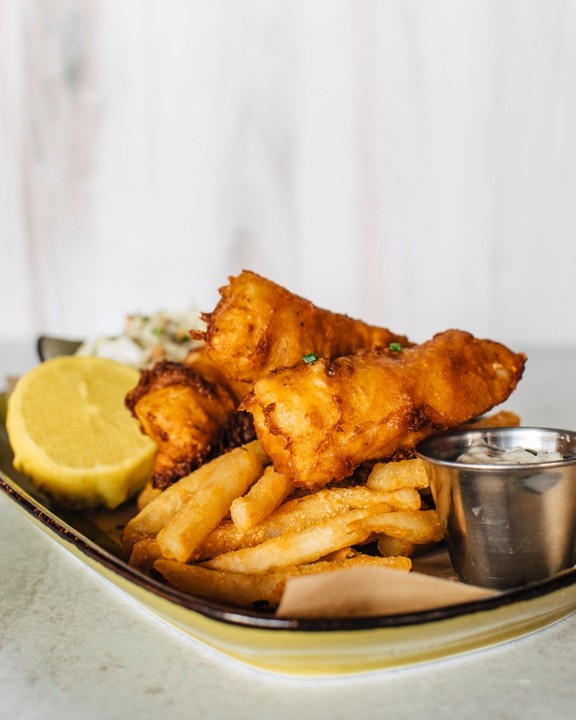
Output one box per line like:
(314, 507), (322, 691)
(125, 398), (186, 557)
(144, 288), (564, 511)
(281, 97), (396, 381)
(389, 342), (402, 352)
(302, 352), (319, 364)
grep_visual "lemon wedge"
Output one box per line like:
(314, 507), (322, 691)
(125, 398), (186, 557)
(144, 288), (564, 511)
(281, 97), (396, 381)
(6, 355), (156, 510)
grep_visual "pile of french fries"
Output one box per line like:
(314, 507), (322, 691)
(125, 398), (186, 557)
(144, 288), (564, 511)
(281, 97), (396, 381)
(123, 440), (443, 611)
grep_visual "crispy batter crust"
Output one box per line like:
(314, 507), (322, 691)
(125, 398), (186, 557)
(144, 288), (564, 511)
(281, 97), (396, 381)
(240, 330), (526, 490)
(126, 361), (254, 489)
(192, 270), (412, 383)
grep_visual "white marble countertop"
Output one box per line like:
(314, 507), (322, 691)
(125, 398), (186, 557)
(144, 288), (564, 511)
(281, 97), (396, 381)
(1, 340), (576, 720)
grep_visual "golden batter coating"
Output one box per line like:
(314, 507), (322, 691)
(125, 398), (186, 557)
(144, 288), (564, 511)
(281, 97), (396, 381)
(240, 330), (526, 490)
(125, 361), (252, 490)
(192, 270), (412, 383)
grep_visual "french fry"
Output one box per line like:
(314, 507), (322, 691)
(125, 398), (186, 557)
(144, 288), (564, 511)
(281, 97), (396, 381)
(376, 535), (416, 559)
(320, 547), (360, 562)
(230, 466), (294, 533)
(193, 486), (415, 561)
(155, 559), (287, 607)
(243, 439), (271, 465)
(357, 509), (443, 545)
(203, 503), (393, 574)
(373, 486), (422, 511)
(315, 554), (412, 572)
(123, 478), (194, 554)
(136, 481), (163, 510)
(460, 410), (520, 429)
(156, 446), (264, 562)
(366, 458), (429, 493)
(122, 436), (445, 610)
(129, 537), (163, 571)
(123, 444), (264, 554)
(319, 546), (412, 565)
(155, 553), (411, 608)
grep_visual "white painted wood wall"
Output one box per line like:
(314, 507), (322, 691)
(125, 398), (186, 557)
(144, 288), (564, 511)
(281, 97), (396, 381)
(2, 0), (576, 349)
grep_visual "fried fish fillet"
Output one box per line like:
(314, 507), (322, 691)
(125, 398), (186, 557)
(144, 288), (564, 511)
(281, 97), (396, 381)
(125, 360), (254, 491)
(192, 270), (412, 383)
(240, 330), (526, 490)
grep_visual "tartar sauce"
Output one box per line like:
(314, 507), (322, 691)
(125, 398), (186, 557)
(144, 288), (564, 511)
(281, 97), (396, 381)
(456, 441), (564, 465)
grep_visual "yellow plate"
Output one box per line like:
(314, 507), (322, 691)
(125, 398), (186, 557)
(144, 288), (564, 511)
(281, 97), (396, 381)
(1, 392), (576, 677)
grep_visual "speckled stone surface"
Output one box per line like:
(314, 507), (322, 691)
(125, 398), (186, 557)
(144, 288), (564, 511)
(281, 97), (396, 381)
(1, 342), (576, 719)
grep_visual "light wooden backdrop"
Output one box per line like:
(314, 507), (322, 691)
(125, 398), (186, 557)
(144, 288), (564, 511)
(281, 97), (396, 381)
(2, 0), (576, 348)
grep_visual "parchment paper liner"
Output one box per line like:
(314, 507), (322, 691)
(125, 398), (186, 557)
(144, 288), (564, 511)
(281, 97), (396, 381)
(277, 565), (496, 618)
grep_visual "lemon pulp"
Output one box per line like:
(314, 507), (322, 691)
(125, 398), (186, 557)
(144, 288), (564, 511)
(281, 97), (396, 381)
(6, 355), (156, 509)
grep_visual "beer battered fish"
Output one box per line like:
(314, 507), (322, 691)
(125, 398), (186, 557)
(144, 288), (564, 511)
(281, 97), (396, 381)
(125, 359), (254, 492)
(240, 329), (526, 490)
(192, 270), (412, 383)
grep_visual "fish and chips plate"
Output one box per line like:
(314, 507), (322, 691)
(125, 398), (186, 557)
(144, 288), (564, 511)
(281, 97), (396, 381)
(2, 271), (576, 676)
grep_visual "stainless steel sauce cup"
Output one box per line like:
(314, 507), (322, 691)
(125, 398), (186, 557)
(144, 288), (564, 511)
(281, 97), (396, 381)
(416, 427), (576, 589)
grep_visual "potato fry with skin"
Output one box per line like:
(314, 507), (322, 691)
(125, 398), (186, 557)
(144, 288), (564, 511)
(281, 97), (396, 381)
(192, 486), (418, 561)
(230, 466), (294, 533)
(357, 509), (443, 546)
(203, 503), (393, 574)
(366, 458), (429, 493)
(122, 442), (265, 553)
(155, 553), (411, 608)
(156, 447), (264, 562)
